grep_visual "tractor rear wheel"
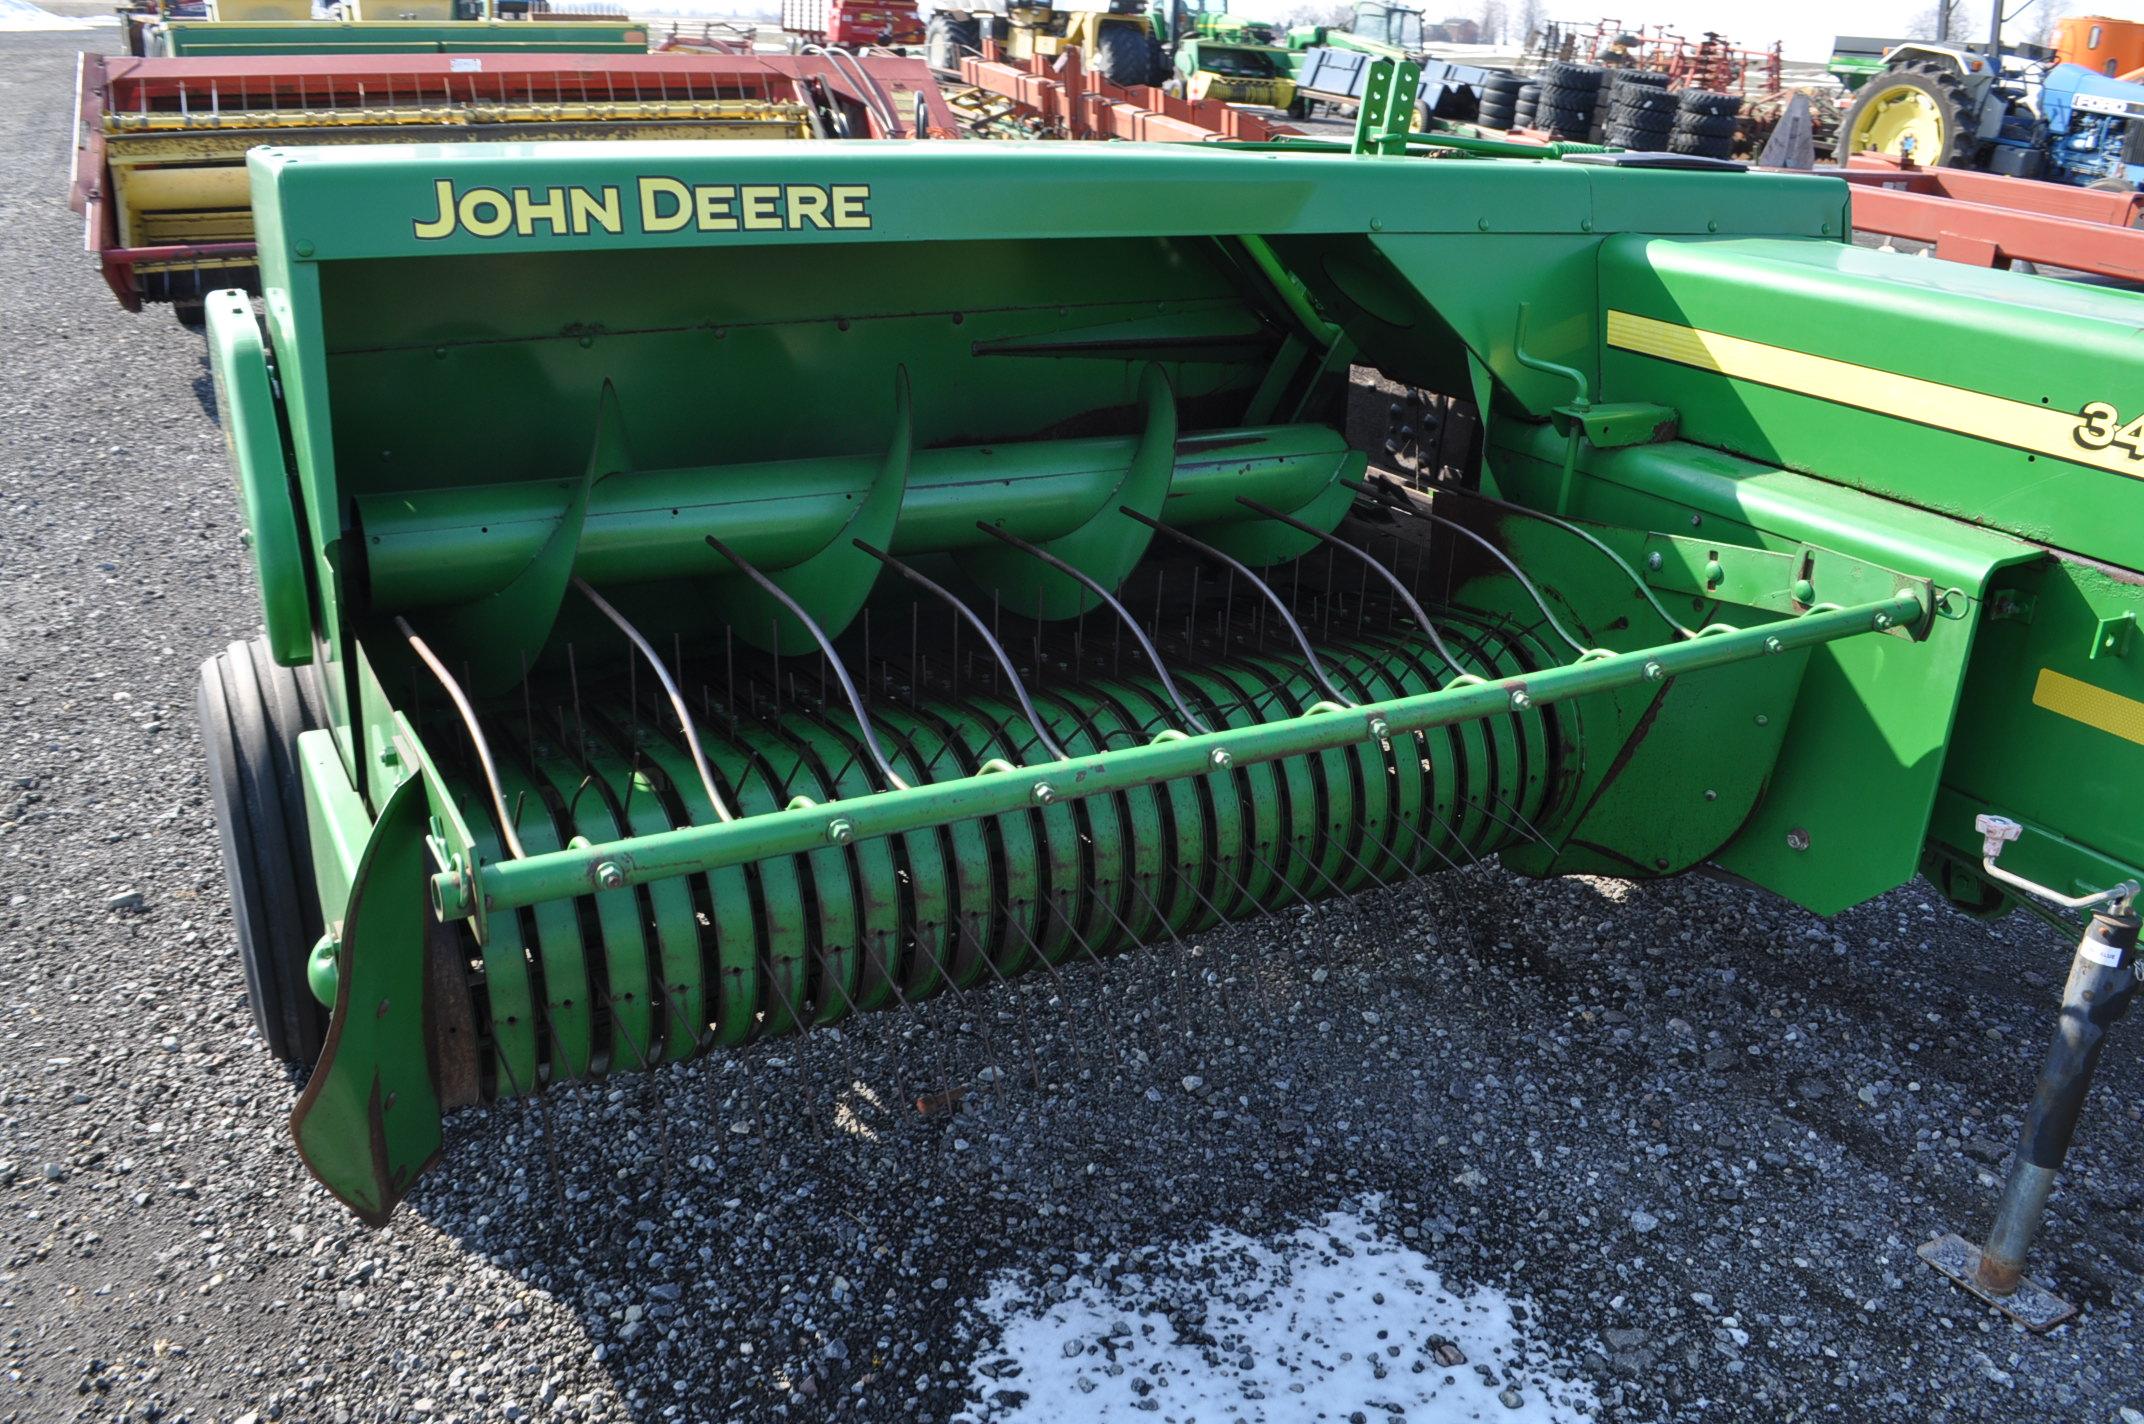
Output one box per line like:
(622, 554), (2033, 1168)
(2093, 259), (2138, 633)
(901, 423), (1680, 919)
(925, 13), (979, 72)
(1835, 63), (1977, 167)
(198, 639), (329, 1064)
(1093, 23), (1157, 87)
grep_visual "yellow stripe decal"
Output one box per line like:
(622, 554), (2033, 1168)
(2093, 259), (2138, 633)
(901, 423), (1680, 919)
(1604, 310), (2140, 480)
(2032, 667), (2144, 747)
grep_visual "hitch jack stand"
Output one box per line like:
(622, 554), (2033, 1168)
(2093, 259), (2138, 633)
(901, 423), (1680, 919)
(1920, 907), (2140, 1330)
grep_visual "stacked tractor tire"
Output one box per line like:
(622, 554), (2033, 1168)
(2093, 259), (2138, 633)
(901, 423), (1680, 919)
(1667, 88), (1741, 159)
(1474, 69), (1523, 131)
(1604, 69), (1674, 151)
(1532, 61), (1602, 140)
(1511, 79), (1540, 130)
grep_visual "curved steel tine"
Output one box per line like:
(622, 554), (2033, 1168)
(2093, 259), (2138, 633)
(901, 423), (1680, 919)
(972, 521), (1212, 734)
(1432, 483), (1698, 638)
(1419, 509), (1589, 655)
(852, 539), (1071, 762)
(1233, 495), (1466, 678)
(396, 615), (527, 860)
(1118, 509), (1356, 709)
(574, 578), (737, 824)
(704, 536), (912, 792)
(1483, 789), (1560, 853)
(1341, 487), (1591, 657)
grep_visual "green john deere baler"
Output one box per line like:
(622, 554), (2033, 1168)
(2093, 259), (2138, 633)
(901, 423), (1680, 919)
(197, 120), (2144, 1327)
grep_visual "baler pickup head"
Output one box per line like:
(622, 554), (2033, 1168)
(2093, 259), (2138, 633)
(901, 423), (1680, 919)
(195, 135), (2144, 1227)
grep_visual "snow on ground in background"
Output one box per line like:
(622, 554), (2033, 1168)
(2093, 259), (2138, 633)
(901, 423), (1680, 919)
(0, 0), (99, 28)
(959, 1198), (1597, 1423)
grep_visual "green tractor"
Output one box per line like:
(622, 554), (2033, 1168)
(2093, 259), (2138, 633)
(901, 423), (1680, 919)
(1151, 0), (1302, 111)
(1287, 0), (1427, 62)
(926, 0), (1168, 89)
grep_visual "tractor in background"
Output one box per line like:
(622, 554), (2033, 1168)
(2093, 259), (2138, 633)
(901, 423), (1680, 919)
(1150, 0), (1300, 110)
(926, 0), (1168, 88)
(1833, 16), (2144, 187)
(1286, 0), (1426, 64)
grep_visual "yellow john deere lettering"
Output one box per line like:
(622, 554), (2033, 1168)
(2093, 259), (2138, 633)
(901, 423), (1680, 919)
(413, 178), (871, 240)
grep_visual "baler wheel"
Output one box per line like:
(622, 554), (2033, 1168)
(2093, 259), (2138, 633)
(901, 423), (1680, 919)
(172, 300), (206, 330)
(1095, 23), (1158, 88)
(1836, 64), (1976, 168)
(198, 640), (329, 1064)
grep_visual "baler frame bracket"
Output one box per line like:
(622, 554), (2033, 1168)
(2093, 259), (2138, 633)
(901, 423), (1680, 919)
(1640, 532), (1934, 632)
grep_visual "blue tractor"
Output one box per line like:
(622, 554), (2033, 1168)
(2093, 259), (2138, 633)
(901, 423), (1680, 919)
(1832, 32), (2144, 188)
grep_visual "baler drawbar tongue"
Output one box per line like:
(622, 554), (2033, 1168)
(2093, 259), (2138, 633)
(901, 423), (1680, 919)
(205, 134), (2144, 1247)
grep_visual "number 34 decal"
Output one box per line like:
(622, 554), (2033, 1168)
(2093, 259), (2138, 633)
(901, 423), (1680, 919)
(2074, 402), (2144, 457)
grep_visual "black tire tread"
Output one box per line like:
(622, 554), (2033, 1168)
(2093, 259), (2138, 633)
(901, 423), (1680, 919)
(1675, 111), (1739, 137)
(1833, 63), (1977, 167)
(924, 13), (978, 72)
(1677, 88), (1741, 116)
(1667, 129), (1734, 157)
(199, 639), (328, 1064)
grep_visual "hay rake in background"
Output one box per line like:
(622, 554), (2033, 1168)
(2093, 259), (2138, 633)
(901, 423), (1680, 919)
(192, 112), (2144, 1327)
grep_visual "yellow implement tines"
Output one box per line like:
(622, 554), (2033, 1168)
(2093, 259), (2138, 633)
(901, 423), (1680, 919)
(107, 99), (809, 131)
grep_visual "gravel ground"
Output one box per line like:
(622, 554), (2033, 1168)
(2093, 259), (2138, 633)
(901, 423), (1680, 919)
(7, 26), (2144, 1424)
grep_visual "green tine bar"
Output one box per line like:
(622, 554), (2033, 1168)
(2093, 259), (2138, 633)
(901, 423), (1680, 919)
(432, 590), (1925, 922)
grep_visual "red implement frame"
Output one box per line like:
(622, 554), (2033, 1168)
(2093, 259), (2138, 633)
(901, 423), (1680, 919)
(73, 51), (965, 310)
(958, 45), (1296, 142)
(1833, 154), (2144, 282)
(1536, 18), (1783, 98)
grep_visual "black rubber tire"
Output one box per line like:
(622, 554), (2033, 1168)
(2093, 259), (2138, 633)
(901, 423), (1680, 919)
(924, 13), (978, 72)
(199, 639), (329, 1065)
(1675, 111), (1739, 138)
(1093, 23), (1154, 87)
(1144, 35), (1170, 87)
(1607, 122), (1668, 151)
(1442, 85), (1486, 120)
(1667, 129), (1734, 158)
(1616, 85), (1677, 116)
(1612, 102), (1673, 131)
(1538, 100), (1590, 130)
(1541, 61), (1603, 92)
(172, 299), (207, 329)
(1677, 88), (1741, 117)
(1480, 70), (1522, 100)
(1833, 63), (1977, 168)
(1615, 68), (1669, 89)
(1477, 99), (1515, 129)
(1537, 81), (1597, 110)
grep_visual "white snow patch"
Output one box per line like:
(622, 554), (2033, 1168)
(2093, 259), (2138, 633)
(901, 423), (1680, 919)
(959, 1198), (1596, 1422)
(0, 0), (97, 28)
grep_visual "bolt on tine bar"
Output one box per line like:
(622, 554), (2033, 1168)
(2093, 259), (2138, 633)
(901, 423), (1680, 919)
(852, 539), (1071, 763)
(1429, 482), (1701, 639)
(704, 536), (912, 792)
(1341, 480), (1592, 658)
(394, 615), (527, 860)
(1234, 495), (1467, 677)
(973, 522), (1213, 735)
(574, 578), (737, 825)
(1118, 508), (1356, 710)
